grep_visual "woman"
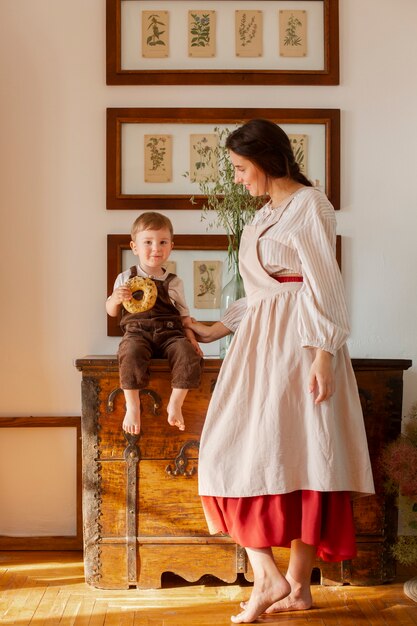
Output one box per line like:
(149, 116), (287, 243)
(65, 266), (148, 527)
(188, 119), (374, 623)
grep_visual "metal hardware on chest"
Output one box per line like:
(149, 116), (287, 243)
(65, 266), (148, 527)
(139, 388), (161, 415)
(106, 387), (123, 413)
(165, 440), (200, 477)
(236, 545), (247, 573)
(107, 387), (161, 414)
(124, 432), (141, 583)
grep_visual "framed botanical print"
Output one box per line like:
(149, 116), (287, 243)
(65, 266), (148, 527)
(107, 0), (339, 85)
(107, 107), (340, 211)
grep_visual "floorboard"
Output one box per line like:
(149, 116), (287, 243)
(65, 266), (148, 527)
(0, 552), (415, 626)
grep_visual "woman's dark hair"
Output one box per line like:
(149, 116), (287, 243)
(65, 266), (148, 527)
(225, 118), (312, 187)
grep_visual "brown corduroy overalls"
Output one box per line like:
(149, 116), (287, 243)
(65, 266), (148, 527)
(118, 267), (202, 390)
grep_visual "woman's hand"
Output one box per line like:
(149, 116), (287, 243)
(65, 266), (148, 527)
(182, 317), (231, 343)
(308, 349), (335, 404)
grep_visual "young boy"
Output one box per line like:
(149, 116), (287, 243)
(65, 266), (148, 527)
(106, 212), (203, 436)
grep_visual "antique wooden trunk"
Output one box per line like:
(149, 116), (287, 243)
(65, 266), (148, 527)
(75, 356), (411, 589)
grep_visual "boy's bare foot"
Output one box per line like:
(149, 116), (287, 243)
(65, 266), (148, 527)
(167, 388), (188, 431)
(231, 576), (290, 623)
(122, 408), (141, 435)
(167, 401), (185, 431)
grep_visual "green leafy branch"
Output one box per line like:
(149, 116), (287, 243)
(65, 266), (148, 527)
(185, 127), (259, 269)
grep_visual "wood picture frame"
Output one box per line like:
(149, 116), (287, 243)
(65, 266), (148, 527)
(107, 233), (341, 336)
(107, 233), (230, 336)
(107, 107), (340, 211)
(106, 0), (339, 85)
(0, 416), (82, 550)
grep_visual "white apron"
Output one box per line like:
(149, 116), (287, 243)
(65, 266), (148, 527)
(198, 199), (375, 499)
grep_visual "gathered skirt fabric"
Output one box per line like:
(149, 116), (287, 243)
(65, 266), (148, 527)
(201, 490), (357, 563)
(198, 287), (375, 499)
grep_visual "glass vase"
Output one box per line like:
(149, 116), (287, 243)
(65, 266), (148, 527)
(219, 264), (245, 359)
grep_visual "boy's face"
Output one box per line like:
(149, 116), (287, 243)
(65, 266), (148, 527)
(130, 227), (173, 272)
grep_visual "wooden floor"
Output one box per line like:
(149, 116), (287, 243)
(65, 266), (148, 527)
(0, 552), (416, 625)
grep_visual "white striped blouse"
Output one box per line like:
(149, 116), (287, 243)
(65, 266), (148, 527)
(221, 187), (350, 355)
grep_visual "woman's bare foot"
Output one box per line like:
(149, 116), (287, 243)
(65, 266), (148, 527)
(231, 575), (291, 623)
(122, 408), (141, 435)
(265, 573), (312, 613)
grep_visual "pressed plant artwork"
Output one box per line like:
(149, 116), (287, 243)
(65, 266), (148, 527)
(279, 10), (307, 57)
(188, 10), (216, 57)
(288, 133), (308, 175)
(142, 10), (169, 58)
(144, 135), (172, 182)
(235, 10), (263, 58)
(193, 260), (222, 309)
(189, 134), (219, 183)
(190, 13), (210, 47)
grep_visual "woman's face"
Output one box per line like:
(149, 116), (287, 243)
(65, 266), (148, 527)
(229, 150), (267, 197)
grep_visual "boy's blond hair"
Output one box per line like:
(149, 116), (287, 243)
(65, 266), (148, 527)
(131, 212), (174, 240)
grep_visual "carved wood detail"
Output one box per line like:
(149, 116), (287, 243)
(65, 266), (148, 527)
(124, 433), (140, 584)
(81, 376), (103, 585)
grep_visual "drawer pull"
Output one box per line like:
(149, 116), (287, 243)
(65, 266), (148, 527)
(107, 387), (123, 412)
(139, 389), (161, 415)
(106, 387), (161, 414)
(165, 440), (200, 477)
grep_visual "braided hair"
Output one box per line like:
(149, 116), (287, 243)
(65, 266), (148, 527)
(225, 118), (312, 187)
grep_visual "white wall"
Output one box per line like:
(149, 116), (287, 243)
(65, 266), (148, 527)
(0, 0), (416, 534)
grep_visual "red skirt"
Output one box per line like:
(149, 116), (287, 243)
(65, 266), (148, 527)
(201, 490), (356, 562)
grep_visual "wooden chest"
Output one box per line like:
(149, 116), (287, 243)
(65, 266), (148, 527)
(75, 356), (411, 589)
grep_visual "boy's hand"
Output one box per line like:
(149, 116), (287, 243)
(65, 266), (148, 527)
(106, 285), (132, 317)
(184, 318), (211, 338)
(191, 337), (204, 357)
(185, 331), (204, 357)
(182, 317), (195, 329)
(110, 286), (132, 305)
(182, 319), (204, 356)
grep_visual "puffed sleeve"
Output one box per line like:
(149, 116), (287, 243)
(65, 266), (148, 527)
(220, 297), (247, 332)
(107, 270), (128, 299)
(293, 203), (350, 355)
(168, 276), (190, 316)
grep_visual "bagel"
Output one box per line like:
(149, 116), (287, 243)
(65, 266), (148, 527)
(122, 276), (158, 314)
